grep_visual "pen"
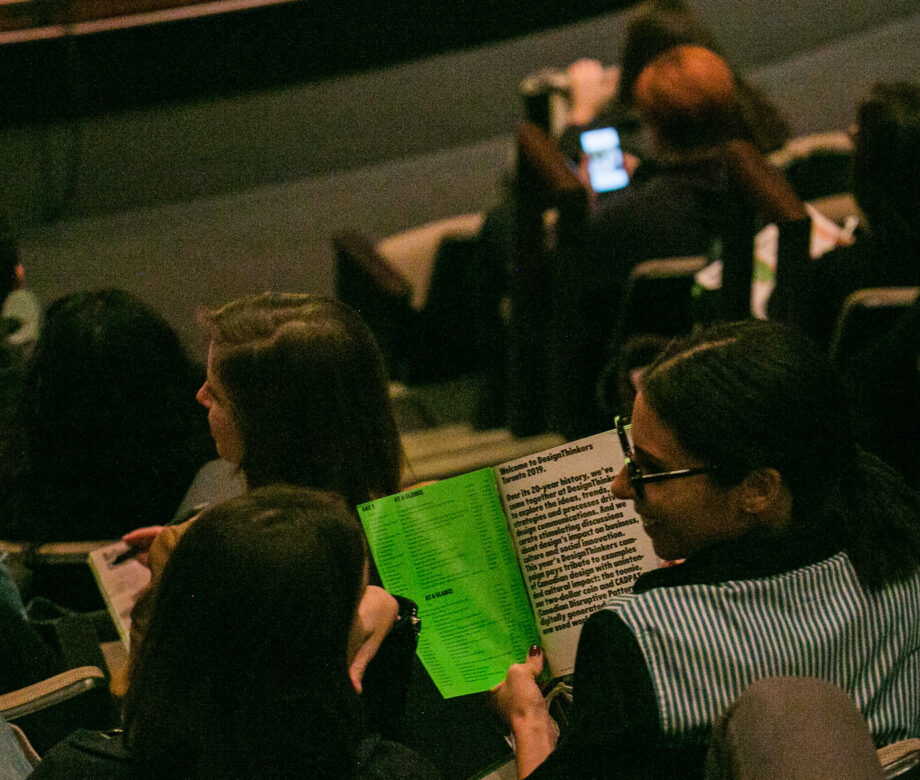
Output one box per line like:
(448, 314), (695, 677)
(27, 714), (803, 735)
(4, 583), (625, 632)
(112, 546), (139, 566)
(110, 504), (206, 567)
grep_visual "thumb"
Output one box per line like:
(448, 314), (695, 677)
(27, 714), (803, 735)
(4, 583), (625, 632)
(524, 645), (545, 677)
(349, 659), (367, 695)
(122, 526), (165, 550)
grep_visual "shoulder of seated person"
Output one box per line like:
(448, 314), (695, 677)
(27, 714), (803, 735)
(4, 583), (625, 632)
(161, 516), (197, 540)
(149, 517), (197, 563)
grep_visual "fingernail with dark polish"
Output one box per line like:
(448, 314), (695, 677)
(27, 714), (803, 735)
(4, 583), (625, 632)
(529, 645), (541, 657)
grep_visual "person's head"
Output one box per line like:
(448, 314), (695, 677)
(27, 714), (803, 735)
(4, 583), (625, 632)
(612, 320), (854, 561)
(124, 485), (367, 778)
(613, 321), (920, 584)
(196, 293), (402, 506)
(15, 288), (212, 540)
(617, 0), (718, 107)
(851, 81), (920, 244)
(633, 45), (739, 154)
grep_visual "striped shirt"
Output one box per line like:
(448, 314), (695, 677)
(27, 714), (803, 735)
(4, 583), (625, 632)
(606, 551), (920, 745)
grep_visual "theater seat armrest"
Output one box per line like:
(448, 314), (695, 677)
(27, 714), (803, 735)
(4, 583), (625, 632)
(332, 230), (413, 299)
(0, 666), (107, 721)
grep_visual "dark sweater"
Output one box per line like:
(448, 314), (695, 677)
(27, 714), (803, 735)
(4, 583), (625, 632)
(29, 730), (442, 779)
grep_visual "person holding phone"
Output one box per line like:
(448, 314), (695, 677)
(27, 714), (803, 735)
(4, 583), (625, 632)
(584, 44), (739, 268)
(572, 45), (742, 435)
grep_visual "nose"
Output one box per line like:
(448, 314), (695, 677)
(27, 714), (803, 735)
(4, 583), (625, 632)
(195, 382), (210, 408)
(611, 464), (635, 500)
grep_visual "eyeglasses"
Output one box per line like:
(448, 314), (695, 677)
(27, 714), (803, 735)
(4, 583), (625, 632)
(614, 415), (714, 497)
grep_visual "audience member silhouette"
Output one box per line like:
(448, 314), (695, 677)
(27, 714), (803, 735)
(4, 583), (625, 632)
(0, 289), (213, 543)
(0, 289), (214, 609)
(796, 81), (920, 349)
(573, 46), (745, 434)
(843, 294), (920, 489)
(32, 486), (439, 779)
(585, 45), (740, 275)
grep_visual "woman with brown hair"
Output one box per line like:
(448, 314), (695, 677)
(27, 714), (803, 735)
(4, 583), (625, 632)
(128, 292), (404, 660)
(193, 291), (402, 506)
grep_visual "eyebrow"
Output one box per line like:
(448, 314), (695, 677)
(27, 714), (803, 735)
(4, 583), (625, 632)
(633, 444), (668, 471)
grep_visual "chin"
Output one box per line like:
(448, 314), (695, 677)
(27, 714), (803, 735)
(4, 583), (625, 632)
(653, 545), (680, 562)
(646, 530), (679, 562)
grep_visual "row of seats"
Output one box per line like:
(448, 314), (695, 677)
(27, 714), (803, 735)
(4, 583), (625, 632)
(334, 122), (908, 437)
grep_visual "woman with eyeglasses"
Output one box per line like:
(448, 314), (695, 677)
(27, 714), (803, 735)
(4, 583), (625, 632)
(491, 320), (920, 779)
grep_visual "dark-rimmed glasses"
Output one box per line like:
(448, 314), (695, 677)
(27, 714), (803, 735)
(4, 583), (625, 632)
(614, 415), (714, 497)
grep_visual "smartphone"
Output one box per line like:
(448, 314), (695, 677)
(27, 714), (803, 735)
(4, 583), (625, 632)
(579, 127), (629, 193)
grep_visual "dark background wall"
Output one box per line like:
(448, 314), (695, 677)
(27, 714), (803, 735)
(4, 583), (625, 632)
(0, 0), (640, 127)
(3, 0), (919, 352)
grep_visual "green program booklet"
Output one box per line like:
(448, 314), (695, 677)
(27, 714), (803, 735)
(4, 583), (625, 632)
(358, 429), (660, 698)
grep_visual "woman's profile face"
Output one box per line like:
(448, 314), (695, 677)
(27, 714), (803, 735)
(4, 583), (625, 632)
(196, 341), (244, 465)
(611, 390), (746, 561)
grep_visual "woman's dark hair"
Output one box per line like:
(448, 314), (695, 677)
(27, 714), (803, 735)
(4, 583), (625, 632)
(124, 485), (366, 778)
(200, 293), (402, 506)
(617, 0), (717, 108)
(852, 81), (920, 247)
(0, 289), (214, 541)
(640, 319), (920, 589)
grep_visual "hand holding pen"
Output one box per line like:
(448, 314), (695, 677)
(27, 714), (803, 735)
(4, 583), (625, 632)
(114, 526), (164, 567)
(115, 504), (209, 566)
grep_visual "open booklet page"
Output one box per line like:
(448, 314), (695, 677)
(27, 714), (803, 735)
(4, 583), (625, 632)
(358, 429), (660, 698)
(495, 430), (659, 679)
(88, 541), (152, 649)
(359, 468), (539, 698)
